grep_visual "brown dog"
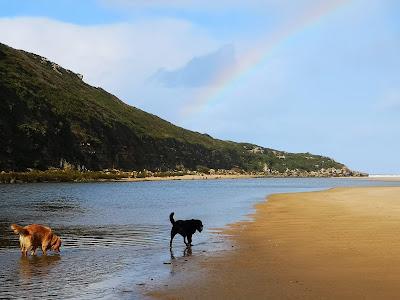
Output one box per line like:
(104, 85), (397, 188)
(11, 224), (62, 256)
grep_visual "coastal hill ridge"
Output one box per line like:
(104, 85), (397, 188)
(0, 42), (361, 177)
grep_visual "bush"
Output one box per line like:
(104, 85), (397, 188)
(196, 165), (210, 174)
(0, 169), (129, 183)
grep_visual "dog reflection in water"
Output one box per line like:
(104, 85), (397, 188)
(19, 255), (61, 279)
(170, 246), (192, 259)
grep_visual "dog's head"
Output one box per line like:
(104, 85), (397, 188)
(50, 235), (62, 253)
(194, 220), (203, 232)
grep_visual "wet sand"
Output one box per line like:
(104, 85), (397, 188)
(150, 187), (400, 299)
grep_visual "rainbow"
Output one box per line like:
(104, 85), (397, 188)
(180, 0), (351, 118)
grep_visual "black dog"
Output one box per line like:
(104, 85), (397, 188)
(169, 212), (203, 248)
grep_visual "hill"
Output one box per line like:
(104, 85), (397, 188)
(0, 43), (358, 176)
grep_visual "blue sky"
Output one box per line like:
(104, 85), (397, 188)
(0, 0), (399, 174)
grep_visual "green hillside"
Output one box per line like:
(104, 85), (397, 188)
(0, 43), (354, 175)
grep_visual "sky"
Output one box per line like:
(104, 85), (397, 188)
(0, 0), (399, 174)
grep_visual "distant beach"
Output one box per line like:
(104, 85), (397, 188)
(367, 175), (400, 181)
(150, 186), (400, 299)
(0, 169), (368, 184)
(123, 173), (262, 182)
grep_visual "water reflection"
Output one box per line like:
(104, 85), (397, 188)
(170, 246), (192, 260)
(19, 255), (61, 280)
(183, 246), (192, 257)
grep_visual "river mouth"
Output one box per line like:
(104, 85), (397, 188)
(1, 178), (398, 299)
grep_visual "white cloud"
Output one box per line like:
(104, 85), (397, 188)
(0, 17), (219, 103)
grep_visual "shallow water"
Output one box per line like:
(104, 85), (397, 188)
(1, 178), (399, 299)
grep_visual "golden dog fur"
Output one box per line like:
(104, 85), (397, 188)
(11, 224), (62, 256)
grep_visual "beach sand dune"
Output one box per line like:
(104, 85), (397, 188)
(151, 187), (400, 299)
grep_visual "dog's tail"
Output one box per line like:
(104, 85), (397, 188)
(10, 224), (29, 236)
(169, 212), (175, 225)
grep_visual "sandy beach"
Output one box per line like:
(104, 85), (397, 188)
(123, 175), (394, 183)
(122, 174), (396, 183)
(122, 174), (263, 182)
(150, 187), (400, 299)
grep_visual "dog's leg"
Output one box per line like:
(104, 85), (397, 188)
(187, 234), (192, 246)
(170, 229), (177, 248)
(22, 244), (29, 256)
(184, 247), (192, 256)
(41, 242), (48, 255)
(170, 248), (175, 259)
(19, 236), (26, 256)
(31, 247), (37, 256)
(22, 237), (31, 256)
(183, 235), (188, 246)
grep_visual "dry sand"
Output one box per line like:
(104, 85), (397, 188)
(150, 187), (400, 299)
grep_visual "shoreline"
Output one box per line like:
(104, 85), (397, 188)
(0, 170), (371, 184)
(120, 174), (263, 182)
(149, 186), (400, 299)
(0, 172), (265, 184)
(1, 170), (397, 184)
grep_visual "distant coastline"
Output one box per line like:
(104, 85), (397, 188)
(0, 167), (367, 184)
(369, 174), (400, 178)
(367, 175), (400, 181)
